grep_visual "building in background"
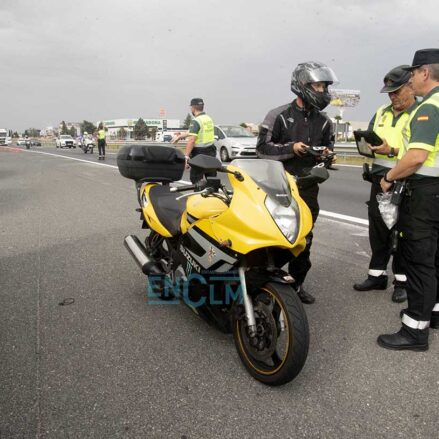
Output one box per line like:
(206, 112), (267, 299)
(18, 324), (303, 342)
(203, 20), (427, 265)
(99, 118), (180, 140)
(40, 126), (56, 137)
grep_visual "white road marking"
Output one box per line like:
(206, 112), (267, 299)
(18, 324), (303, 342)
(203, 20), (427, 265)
(320, 210), (368, 226)
(10, 147), (369, 228)
(17, 148), (119, 169)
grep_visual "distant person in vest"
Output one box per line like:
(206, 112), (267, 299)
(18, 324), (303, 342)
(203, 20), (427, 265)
(353, 66), (417, 302)
(184, 98), (217, 183)
(97, 122), (106, 160)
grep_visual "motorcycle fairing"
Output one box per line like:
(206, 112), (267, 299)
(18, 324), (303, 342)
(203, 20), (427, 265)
(178, 226), (238, 273)
(193, 164), (312, 256)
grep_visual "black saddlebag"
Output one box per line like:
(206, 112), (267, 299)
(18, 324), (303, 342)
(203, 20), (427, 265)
(117, 144), (185, 182)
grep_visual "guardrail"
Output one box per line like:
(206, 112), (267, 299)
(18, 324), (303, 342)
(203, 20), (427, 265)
(12, 139), (363, 157)
(333, 142), (359, 156)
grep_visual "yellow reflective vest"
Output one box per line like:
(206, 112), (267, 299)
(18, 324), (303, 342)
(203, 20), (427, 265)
(372, 105), (411, 170)
(194, 114), (214, 147)
(400, 91), (439, 177)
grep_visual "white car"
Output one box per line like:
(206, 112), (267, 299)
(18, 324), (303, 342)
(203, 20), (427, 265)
(56, 135), (77, 148)
(214, 125), (257, 162)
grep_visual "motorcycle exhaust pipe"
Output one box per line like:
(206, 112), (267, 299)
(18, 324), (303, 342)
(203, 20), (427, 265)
(124, 235), (164, 276)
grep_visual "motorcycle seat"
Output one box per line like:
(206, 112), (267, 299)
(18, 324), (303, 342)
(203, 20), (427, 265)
(148, 185), (187, 236)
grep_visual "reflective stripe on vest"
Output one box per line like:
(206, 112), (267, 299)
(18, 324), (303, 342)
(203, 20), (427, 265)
(372, 105), (409, 167)
(194, 114), (214, 147)
(374, 158), (397, 168)
(98, 129), (106, 140)
(401, 92), (439, 177)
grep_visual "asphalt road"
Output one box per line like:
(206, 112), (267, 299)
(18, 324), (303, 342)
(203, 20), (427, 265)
(1, 146), (438, 439)
(13, 144), (370, 220)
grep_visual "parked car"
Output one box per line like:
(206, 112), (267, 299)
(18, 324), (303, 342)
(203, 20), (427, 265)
(56, 135), (76, 148)
(214, 125), (257, 162)
(29, 139), (42, 147)
(16, 138), (27, 146)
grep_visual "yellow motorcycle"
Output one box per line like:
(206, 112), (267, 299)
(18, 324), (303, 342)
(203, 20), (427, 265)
(117, 144), (328, 386)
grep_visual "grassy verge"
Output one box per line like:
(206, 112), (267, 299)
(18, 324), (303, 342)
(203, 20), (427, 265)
(335, 155), (371, 166)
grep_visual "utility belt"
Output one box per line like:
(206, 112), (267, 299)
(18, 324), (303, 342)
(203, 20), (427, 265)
(407, 177), (439, 189)
(193, 144), (215, 151)
(405, 177), (439, 194)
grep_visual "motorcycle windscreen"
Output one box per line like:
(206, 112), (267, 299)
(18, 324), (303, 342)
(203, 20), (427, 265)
(230, 159), (293, 206)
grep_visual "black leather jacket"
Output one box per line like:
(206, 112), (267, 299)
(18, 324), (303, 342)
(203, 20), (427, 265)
(257, 100), (334, 177)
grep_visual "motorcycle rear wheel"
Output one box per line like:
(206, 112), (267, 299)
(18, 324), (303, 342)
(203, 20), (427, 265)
(232, 282), (309, 386)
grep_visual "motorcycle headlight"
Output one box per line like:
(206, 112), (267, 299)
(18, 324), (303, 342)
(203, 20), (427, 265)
(265, 196), (300, 243)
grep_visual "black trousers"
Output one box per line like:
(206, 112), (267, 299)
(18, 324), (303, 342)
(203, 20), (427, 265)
(98, 139), (106, 157)
(368, 175), (405, 279)
(189, 145), (217, 184)
(398, 182), (439, 322)
(288, 183), (319, 286)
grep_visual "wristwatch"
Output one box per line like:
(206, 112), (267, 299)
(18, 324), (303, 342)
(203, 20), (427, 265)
(387, 147), (396, 158)
(383, 173), (394, 183)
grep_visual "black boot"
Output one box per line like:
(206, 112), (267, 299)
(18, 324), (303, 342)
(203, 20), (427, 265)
(377, 326), (428, 351)
(353, 274), (388, 291)
(392, 284), (407, 303)
(430, 313), (439, 329)
(296, 285), (315, 304)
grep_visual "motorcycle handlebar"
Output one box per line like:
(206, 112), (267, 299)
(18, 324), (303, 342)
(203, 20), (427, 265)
(304, 146), (334, 156)
(303, 146), (336, 168)
(169, 180), (207, 193)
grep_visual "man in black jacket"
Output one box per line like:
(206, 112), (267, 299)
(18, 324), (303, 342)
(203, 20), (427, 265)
(257, 61), (337, 304)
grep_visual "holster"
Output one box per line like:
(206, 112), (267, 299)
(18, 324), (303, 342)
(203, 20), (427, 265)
(362, 163), (372, 183)
(390, 180), (406, 206)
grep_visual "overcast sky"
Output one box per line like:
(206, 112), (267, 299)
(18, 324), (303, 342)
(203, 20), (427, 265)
(1, 0), (438, 132)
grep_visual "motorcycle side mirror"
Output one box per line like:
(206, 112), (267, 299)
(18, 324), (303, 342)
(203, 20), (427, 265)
(188, 154), (223, 172)
(308, 165), (329, 183)
(297, 165), (329, 185)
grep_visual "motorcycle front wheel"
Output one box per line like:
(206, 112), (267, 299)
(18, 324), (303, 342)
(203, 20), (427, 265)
(232, 282), (309, 386)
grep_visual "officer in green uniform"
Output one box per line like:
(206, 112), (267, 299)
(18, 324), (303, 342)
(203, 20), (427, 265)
(378, 48), (439, 351)
(184, 98), (217, 183)
(354, 66), (417, 303)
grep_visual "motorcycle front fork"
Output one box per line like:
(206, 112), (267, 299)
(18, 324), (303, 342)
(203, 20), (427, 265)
(238, 266), (257, 337)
